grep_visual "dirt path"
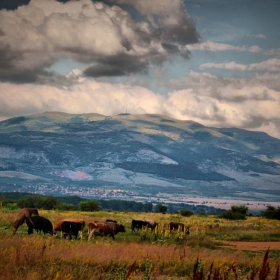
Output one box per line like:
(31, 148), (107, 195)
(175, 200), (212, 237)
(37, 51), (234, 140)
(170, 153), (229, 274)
(220, 241), (280, 251)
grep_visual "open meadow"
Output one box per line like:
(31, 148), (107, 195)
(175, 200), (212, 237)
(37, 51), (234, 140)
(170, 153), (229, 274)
(0, 208), (280, 280)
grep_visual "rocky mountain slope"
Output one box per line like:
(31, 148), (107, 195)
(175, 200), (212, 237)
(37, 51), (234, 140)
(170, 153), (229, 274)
(0, 112), (280, 202)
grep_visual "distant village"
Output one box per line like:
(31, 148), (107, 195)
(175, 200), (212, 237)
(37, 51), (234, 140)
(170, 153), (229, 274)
(8, 183), (276, 214)
(14, 184), (139, 199)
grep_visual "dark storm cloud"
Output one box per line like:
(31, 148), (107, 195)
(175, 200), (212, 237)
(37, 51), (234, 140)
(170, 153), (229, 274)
(0, 67), (68, 85)
(0, 0), (30, 10)
(0, 43), (68, 84)
(241, 116), (275, 130)
(0, 41), (57, 84)
(110, 0), (201, 45)
(0, 44), (20, 70)
(161, 43), (180, 54)
(165, 18), (200, 45)
(84, 54), (149, 77)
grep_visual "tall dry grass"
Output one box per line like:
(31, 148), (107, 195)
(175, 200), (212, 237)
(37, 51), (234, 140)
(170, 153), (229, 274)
(1, 209), (280, 279)
(0, 233), (279, 280)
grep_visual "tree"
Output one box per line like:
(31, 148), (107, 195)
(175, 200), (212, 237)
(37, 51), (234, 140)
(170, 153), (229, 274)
(42, 196), (58, 210)
(219, 205), (248, 220)
(155, 204), (167, 214)
(79, 199), (100, 212)
(263, 206), (280, 220)
(231, 205), (248, 215)
(180, 209), (194, 217)
(17, 195), (58, 209)
(17, 195), (39, 208)
(57, 202), (76, 211)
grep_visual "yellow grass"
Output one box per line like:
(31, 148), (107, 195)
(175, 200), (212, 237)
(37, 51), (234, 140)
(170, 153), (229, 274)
(1, 209), (279, 279)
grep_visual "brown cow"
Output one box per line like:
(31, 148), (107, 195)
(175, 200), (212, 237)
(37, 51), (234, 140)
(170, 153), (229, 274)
(169, 222), (190, 234)
(53, 218), (85, 239)
(88, 221), (125, 240)
(12, 208), (39, 235)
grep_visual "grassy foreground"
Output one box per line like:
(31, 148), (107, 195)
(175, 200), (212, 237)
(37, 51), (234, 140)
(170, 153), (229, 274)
(0, 208), (280, 279)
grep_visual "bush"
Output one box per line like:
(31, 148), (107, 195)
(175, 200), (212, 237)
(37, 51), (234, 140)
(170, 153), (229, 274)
(57, 202), (76, 211)
(262, 206), (280, 220)
(180, 209), (194, 217)
(79, 199), (100, 211)
(220, 210), (246, 220)
(231, 205), (248, 215)
(4, 203), (19, 210)
(155, 204), (167, 214)
(219, 205), (248, 220)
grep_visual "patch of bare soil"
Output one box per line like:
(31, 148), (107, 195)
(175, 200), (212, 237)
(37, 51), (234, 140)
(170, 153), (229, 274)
(220, 241), (280, 251)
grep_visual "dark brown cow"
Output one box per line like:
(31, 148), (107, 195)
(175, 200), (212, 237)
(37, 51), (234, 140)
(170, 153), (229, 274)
(88, 221), (125, 240)
(169, 222), (190, 234)
(53, 218), (85, 239)
(26, 216), (54, 235)
(12, 208), (39, 235)
(131, 219), (148, 232)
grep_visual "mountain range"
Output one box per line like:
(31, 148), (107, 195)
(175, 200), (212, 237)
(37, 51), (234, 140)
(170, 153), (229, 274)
(0, 112), (280, 204)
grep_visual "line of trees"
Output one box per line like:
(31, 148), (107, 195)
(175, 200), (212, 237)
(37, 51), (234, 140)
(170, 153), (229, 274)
(2, 192), (279, 220)
(0, 194), (153, 212)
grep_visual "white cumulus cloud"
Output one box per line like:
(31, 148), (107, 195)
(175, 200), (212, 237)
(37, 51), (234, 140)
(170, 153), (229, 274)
(1, 71), (280, 139)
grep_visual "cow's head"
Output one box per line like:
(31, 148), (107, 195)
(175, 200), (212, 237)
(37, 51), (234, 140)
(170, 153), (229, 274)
(119, 224), (125, 232)
(33, 208), (39, 216)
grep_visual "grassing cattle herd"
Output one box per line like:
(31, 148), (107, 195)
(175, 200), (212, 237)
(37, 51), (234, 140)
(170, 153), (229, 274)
(9, 208), (190, 240)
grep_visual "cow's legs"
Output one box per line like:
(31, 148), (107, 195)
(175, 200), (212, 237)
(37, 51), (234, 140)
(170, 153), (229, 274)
(88, 229), (94, 241)
(78, 230), (83, 240)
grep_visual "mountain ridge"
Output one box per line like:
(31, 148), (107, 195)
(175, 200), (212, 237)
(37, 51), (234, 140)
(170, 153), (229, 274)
(0, 111), (279, 203)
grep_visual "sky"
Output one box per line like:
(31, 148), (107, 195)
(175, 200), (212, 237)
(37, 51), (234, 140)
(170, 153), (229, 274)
(1, 0), (280, 139)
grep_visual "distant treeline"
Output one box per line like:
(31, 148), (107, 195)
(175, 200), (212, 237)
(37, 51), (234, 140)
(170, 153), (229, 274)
(0, 192), (225, 214)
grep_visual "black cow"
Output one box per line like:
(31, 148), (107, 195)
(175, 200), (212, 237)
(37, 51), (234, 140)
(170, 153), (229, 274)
(25, 216), (54, 235)
(61, 221), (80, 240)
(53, 219), (85, 239)
(169, 222), (190, 234)
(131, 219), (148, 232)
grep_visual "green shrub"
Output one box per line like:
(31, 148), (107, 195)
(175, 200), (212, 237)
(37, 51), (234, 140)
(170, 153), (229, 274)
(219, 205), (248, 220)
(79, 199), (100, 211)
(231, 205), (248, 215)
(262, 206), (280, 220)
(57, 202), (76, 211)
(155, 204), (167, 214)
(180, 209), (194, 217)
(4, 203), (19, 210)
(219, 210), (246, 220)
